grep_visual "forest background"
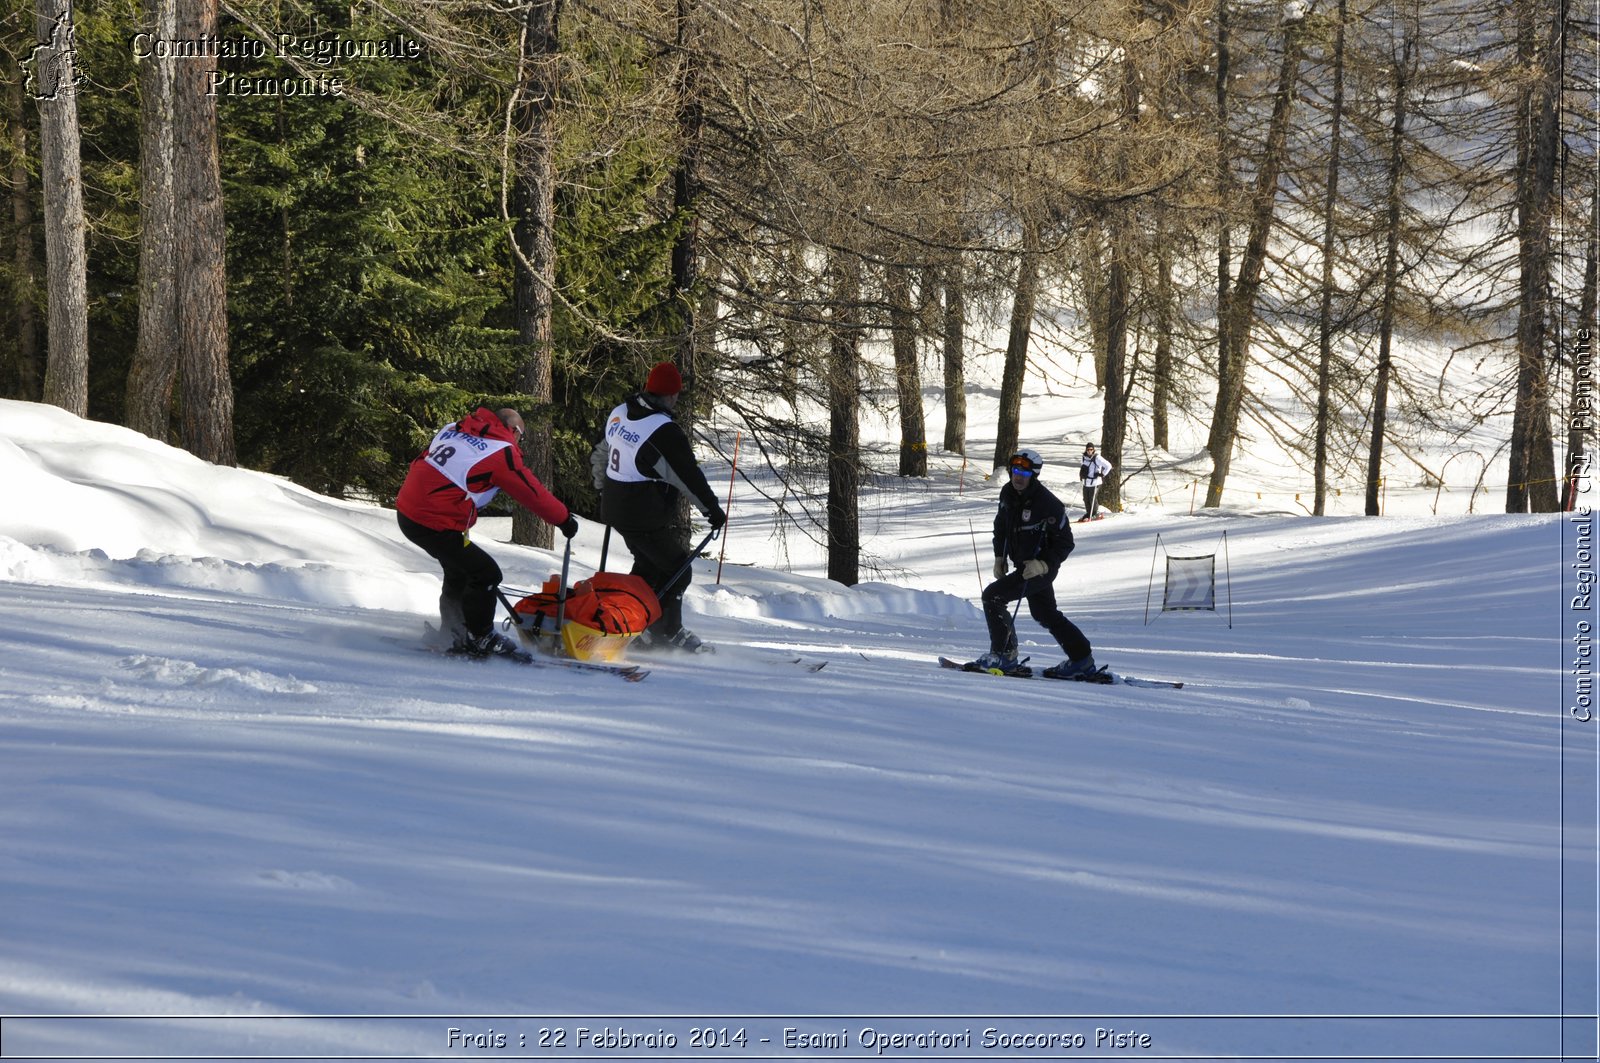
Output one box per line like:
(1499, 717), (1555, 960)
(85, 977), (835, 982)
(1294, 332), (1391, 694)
(0, 0), (1594, 583)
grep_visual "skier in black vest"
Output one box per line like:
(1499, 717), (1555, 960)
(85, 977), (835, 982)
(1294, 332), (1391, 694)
(592, 362), (727, 652)
(976, 448), (1097, 678)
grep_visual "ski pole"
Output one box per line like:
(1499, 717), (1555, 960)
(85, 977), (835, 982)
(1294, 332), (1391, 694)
(599, 525), (612, 571)
(656, 528), (719, 598)
(1012, 540), (1046, 629)
(968, 519), (984, 595)
(716, 430), (742, 585)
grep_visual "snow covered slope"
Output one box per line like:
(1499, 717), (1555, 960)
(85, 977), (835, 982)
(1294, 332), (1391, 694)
(0, 398), (1591, 1062)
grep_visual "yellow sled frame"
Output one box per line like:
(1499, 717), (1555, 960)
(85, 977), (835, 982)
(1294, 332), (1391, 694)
(560, 620), (639, 663)
(510, 616), (638, 664)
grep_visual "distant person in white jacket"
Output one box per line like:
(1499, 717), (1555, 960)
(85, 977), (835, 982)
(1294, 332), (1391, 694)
(1079, 443), (1112, 521)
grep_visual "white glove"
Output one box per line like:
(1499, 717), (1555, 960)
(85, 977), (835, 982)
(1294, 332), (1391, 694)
(993, 558), (1007, 580)
(1021, 559), (1049, 580)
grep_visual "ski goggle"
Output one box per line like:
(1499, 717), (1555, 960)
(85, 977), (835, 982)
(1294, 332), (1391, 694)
(1008, 456), (1036, 476)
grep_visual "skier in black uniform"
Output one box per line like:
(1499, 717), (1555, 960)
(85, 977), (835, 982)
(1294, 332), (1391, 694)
(592, 362), (727, 652)
(976, 448), (1097, 678)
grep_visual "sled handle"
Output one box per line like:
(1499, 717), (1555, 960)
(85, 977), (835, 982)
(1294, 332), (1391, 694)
(656, 528), (719, 597)
(496, 587), (532, 631)
(555, 535), (573, 637)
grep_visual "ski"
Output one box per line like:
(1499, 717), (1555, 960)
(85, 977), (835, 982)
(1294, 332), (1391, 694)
(393, 636), (648, 682)
(778, 658), (829, 673)
(509, 650), (648, 682)
(938, 656), (1034, 679)
(1116, 675), (1184, 689)
(1038, 664), (1182, 689)
(484, 621), (650, 681)
(468, 648), (648, 682)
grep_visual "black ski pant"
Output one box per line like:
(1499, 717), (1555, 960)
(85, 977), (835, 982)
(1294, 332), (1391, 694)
(1082, 484), (1100, 518)
(982, 569), (1092, 662)
(619, 525), (692, 637)
(398, 513), (503, 640)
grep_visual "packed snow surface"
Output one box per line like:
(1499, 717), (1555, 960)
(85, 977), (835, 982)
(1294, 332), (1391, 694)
(0, 397), (1592, 1062)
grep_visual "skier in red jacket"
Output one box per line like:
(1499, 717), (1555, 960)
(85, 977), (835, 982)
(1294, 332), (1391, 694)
(396, 407), (577, 657)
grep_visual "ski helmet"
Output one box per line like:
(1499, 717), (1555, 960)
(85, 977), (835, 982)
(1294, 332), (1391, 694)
(1008, 448), (1043, 477)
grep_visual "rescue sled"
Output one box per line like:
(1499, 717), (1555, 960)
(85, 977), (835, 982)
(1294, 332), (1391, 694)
(512, 571), (661, 663)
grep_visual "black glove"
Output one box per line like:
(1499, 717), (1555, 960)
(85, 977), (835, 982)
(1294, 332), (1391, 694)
(559, 515), (579, 539)
(709, 507), (728, 531)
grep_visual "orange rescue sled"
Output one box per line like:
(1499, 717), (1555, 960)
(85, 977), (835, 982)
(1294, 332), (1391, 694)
(513, 572), (661, 662)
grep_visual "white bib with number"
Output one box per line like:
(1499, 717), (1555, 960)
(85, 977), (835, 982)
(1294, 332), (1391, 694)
(424, 425), (512, 508)
(603, 404), (671, 484)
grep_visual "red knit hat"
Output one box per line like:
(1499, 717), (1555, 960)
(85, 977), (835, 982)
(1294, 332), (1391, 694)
(645, 362), (683, 396)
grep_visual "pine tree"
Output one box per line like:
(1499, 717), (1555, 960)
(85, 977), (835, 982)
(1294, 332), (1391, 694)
(222, 2), (513, 496)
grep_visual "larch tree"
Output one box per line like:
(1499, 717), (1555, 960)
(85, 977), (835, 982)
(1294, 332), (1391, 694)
(941, 262), (967, 455)
(1362, 9), (1415, 516)
(993, 215), (1041, 469)
(887, 263), (928, 477)
(1312, 0), (1349, 515)
(1204, 1), (1311, 507)
(825, 250), (862, 587)
(1504, 0), (1562, 512)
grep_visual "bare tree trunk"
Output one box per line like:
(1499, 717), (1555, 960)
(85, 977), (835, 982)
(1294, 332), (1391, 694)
(941, 262), (966, 455)
(826, 253), (862, 587)
(126, 0), (178, 441)
(671, 0), (701, 368)
(993, 218), (1039, 469)
(1097, 57), (1143, 516)
(887, 264), (926, 476)
(1099, 236), (1130, 514)
(1506, 0), (1562, 513)
(34, 0), (88, 417)
(1365, 19), (1412, 517)
(1214, 0), (1233, 399)
(1313, 0), (1347, 515)
(1152, 212), (1172, 452)
(1204, 8), (1307, 507)
(778, 242), (801, 405)
(173, 0), (234, 464)
(6, 62), (40, 399)
(661, 0), (704, 549)
(1083, 228), (1110, 391)
(510, 0), (559, 549)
